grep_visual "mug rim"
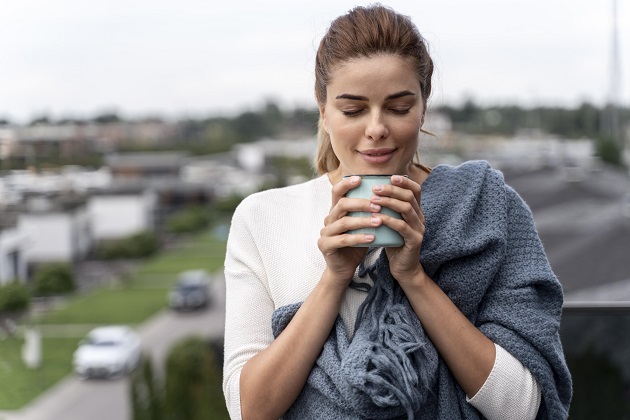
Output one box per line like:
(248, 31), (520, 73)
(342, 174), (408, 178)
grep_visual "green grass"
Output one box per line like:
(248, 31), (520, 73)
(36, 288), (170, 325)
(0, 336), (79, 409)
(0, 229), (227, 410)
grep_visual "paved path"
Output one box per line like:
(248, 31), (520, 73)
(0, 275), (226, 420)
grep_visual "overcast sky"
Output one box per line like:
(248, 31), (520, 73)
(1, 0), (628, 124)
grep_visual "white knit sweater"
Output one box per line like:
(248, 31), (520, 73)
(223, 174), (541, 419)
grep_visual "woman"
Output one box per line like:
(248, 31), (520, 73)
(223, 5), (572, 419)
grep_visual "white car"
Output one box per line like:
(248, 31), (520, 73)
(72, 326), (142, 379)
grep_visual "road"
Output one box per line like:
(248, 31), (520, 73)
(0, 275), (226, 420)
(503, 165), (630, 295)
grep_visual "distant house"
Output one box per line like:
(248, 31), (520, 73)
(17, 193), (91, 265)
(180, 153), (273, 198)
(87, 185), (157, 241)
(105, 152), (189, 179)
(0, 208), (27, 284)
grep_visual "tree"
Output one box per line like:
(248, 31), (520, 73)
(595, 136), (623, 167)
(98, 232), (159, 260)
(166, 205), (213, 234)
(131, 357), (163, 420)
(32, 263), (75, 296)
(0, 281), (30, 336)
(92, 112), (123, 124)
(163, 337), (228, 420)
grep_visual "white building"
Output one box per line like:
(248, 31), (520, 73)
(87, 186), (157, 241)
(17, 194), (92, 264)
(0, 215), (28, 284)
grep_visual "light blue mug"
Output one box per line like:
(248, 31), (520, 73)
(344, 175), (405, 247)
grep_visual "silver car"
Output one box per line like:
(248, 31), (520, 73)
(168, 270), (211, 311)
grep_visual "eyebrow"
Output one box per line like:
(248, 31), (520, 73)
(335, 90), (416, 101)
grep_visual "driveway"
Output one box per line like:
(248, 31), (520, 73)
(0, 274), (226, 420)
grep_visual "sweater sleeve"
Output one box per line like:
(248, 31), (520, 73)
(468, 343), (541, 419)
(222, 196), (275, 420)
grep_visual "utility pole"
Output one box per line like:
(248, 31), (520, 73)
(609, 0), (626, 164)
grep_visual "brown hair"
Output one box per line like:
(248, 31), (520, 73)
(314, 4), (434, 175)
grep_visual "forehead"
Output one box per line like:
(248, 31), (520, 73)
(327, 54), (420, 96)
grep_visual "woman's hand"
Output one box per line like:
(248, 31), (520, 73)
(318, 175), (379, 285)
(370, 175), (427, 284)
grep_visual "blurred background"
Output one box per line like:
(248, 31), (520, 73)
(0, 1), (629, 419)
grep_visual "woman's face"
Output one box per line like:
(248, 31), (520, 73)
(320, 54), (424, 180)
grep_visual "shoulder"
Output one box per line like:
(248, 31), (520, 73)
(233, 174), (330, 222)
(424, 160), (507, 202)
(430, 160), (504, 185)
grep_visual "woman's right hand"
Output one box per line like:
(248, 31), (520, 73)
(317, 175), (382, 285)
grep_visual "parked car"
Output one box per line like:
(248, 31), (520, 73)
(168, 269), (211, 311)
(72, 325), (142, 379)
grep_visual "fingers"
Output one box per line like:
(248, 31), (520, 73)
(370, 176), (424, 220)
(330, 175), (361, 207)
(327, 175), (382, 226)
(368, 176), (425, 243)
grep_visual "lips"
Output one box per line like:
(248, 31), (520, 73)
(359, 148), (395, 163)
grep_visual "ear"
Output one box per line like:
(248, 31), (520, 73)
(318, 104), (328, 133)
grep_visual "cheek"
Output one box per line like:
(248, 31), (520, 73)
(398, 119), (422, 142)
(328, 118), (360, 145)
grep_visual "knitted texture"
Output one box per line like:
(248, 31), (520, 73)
(268, 161), (571, 419)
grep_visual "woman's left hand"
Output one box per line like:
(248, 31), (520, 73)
(370, 175), (426, 284)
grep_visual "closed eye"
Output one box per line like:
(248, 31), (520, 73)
(390, 108), (411, 115)
(341, 109), (363, 117)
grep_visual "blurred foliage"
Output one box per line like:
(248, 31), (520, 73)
(97, 231), (159, 260)
(0, 281), (30, 314)
(435, 100), (629, 139)
(165, 205), (213, 234)
(8, 100), (629, 171)
(32, 263), (75, 297)
(131, 357), (164, 420)
(213, 194), (246, 215)
(595, 135), (623, 166)
(268, 156), (316, 187)
(163, 337), (228, 420)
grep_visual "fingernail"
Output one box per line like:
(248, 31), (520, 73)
(364, 234), (375, 242)
(370, 203), (381, 211)
(370, 217), (380, 225)
(373, 185), (383, 192)
(349, 176), (360, 185)
(392, 175), (403, 183)
(371, 195), (381, 202)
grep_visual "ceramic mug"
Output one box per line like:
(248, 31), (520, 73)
(344, 174), (404, 247)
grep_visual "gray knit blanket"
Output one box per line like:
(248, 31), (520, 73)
(271, 161), (572, 419)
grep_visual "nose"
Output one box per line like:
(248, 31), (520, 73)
(365, 111), (388, 141)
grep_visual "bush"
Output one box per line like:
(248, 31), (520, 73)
(166, 206), (212, 234)
(163, 337), (228, 420)
(0, 281), (30, 313)
(98, 231), (159, 260)
(131, 357), (163, 420)
(32, 263), (75, 297)
(596, 136), (623, 167)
